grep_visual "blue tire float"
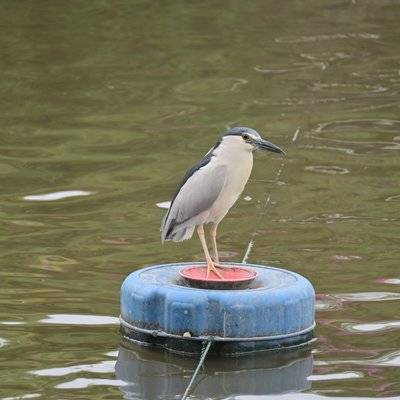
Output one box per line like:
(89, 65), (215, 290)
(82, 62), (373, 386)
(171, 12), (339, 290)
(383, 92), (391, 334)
(120, 262), (315, 356)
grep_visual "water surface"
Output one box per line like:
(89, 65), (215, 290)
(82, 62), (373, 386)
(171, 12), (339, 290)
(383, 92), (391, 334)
(1, 0), (400, 399)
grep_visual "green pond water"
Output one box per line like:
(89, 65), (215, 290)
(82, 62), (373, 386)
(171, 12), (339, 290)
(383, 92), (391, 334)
(1, 1), (400, 399)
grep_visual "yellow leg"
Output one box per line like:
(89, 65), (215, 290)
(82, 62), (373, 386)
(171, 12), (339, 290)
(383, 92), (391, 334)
(197, 224), (223, 279)
(210, 222), (220, 264)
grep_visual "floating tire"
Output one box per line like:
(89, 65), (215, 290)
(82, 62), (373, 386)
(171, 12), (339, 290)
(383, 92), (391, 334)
(120, 262), (315, 356)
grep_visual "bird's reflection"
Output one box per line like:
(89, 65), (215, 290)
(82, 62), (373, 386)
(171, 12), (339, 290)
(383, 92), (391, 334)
(116, 343), (313, 400)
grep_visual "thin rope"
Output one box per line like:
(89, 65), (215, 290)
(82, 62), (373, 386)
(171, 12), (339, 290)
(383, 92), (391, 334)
(241, 162), (285, 263)
(292, 126), (301, 142)
(242, 127), (300, 264)
(181, 339), (213, 400)
(242, 191), (270, 263)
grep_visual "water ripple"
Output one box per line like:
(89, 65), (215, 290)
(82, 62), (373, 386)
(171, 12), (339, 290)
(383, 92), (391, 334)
(275, 32), (380, 43)
(344, 320), (400, 333)
(253, 96), (347, 107)
(385, 194), (400, 202)
(332, 292), (400, 302)
(300, 144), (354, 155)
(312, 82), (388, 95)
(308, 119), (400, 154)
(304, 166), (349, 175)
(175, 78), (247, 96)
(315, 350), (400, 368)
(254, 64), (316, 74)
(316, 294), (343, 311)
(331, 255), (362, 262)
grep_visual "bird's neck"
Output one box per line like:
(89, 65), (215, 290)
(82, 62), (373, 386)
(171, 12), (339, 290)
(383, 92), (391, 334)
(214, 142), (253, 167)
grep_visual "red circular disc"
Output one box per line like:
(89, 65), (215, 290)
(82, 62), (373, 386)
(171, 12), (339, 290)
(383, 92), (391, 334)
(179, 265), (257, 290)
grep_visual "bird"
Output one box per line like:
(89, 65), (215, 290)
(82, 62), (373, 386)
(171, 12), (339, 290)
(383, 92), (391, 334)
(161, 126), (285, 279)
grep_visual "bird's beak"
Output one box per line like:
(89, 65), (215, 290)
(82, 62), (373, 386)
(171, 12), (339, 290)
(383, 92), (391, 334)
(254, 137), (285, 155)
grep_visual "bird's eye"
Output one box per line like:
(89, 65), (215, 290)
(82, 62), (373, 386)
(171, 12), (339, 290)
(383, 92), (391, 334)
(242, 133), (250, 141)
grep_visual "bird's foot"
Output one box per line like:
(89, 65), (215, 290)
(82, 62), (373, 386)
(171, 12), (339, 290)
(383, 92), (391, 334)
(206, 261), (224, 280)
(213, 262), (228, 269)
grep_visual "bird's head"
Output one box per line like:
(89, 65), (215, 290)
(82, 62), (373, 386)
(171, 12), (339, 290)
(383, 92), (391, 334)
(221, 127), (285, 155)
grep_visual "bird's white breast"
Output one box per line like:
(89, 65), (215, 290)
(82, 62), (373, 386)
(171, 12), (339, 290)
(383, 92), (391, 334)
(207, 138), (253, 223)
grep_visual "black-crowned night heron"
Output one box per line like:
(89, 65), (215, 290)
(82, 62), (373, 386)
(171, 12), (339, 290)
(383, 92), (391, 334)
(161, 127), (285, 278)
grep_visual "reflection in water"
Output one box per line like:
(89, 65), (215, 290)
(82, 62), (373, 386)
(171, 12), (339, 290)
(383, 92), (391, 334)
(23, 190), (93, 201)
(307, 371), (363, 381)
(378, 278), (400, 285)
(316, 350), (400, 368)
(156, 201), (171, 209)
(116, 345), (313, 399)
(55, 378), (127, 390)
(38, 314), (119, 325)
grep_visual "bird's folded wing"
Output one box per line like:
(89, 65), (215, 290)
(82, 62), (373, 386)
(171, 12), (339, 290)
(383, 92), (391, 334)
(162, 163), (227, 238)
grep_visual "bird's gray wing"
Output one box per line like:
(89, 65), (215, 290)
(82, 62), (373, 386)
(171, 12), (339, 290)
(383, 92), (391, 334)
(162, 162), (226, 241)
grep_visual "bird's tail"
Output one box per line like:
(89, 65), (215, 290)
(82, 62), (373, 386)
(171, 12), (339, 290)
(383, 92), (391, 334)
(161, 213), (195, 243)
(168, 226), (195, 242)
